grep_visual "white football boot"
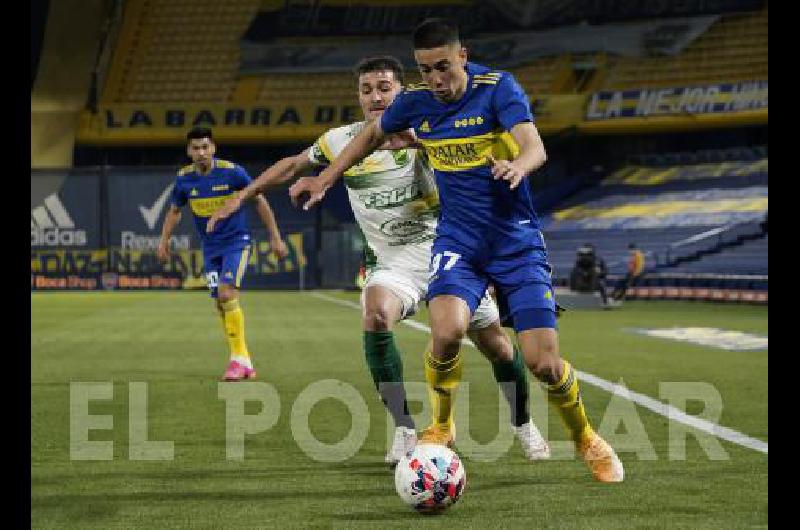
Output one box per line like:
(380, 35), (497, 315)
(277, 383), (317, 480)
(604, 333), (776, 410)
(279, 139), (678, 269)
(386, 426), (417, 466)
(513, 420), (551, 460)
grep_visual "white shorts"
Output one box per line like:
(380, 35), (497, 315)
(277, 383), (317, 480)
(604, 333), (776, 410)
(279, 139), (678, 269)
(360, 267), (499, 330)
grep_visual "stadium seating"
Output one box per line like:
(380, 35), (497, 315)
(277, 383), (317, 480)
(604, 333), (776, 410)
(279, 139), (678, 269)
(100, 1), (766, 104)
(250, 53), (570, 101)
(627, 146), (767, 166)
(508, 54), (574, 96)
(545, 227), (723, 276)
(101, 0), (262, 104)
(542, 154), (768, 279)
(600, 7), (767, 89)
(666, 233), (767, 275)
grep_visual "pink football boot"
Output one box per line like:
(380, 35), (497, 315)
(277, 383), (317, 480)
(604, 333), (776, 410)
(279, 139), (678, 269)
(222, 360), (256, 381)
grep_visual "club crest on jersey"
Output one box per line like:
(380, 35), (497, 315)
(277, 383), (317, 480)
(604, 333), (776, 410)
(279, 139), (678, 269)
(391, 149), (410, 167)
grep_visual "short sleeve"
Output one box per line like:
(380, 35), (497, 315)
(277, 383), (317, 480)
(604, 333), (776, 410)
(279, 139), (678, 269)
(233, 165), (252, 189)
(308, 131), (334, 166)
(380, 91), (413, 134)
(170, 180), (187, 208)
(492, 73), (534, 130)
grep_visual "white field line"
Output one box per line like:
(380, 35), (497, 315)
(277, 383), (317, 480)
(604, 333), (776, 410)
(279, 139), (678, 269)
(307, 291), (768, 455)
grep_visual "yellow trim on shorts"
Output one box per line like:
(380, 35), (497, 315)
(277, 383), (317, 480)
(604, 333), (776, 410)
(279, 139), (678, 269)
(235, 246), (251, 288)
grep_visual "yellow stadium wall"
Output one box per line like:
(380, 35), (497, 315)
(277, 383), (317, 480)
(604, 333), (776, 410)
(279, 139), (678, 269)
(31, 0), (108, 167)
(76, 86), (767, 145)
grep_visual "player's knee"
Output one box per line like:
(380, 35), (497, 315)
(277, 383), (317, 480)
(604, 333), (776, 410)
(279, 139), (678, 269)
(363, 305), (395, 331)
(218, 285), (238, 303)
(432, 324), (466, 350)
(529, 358), (559, 383)
(522, 339), (560, 377)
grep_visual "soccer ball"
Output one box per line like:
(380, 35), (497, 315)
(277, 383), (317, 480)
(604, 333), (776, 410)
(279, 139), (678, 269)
(394, 443), (466, 513)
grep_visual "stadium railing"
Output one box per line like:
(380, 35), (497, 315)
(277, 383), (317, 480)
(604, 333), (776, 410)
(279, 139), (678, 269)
(659, 220), (766, 269)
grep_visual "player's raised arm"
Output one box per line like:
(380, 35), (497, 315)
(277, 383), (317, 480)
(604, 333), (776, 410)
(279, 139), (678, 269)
(207, 150), (315, 233)
(288, 119), (387, 210)
(488, 122), (548, 190)
(157, 204), (182, 263)
(242, 149), (315, 202)
(253, 195), (289, 259)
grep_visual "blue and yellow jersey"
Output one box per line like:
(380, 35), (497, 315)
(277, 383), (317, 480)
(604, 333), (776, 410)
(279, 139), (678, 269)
(170, 158), (252, 256)
(380, 62), (543, 250)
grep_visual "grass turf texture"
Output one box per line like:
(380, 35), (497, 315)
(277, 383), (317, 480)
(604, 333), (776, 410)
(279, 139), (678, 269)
(31, 292), (768, 528)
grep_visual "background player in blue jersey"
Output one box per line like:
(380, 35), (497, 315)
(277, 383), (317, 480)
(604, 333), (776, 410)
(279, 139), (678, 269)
(289, 19), (623, 483)
(157, 127), (289, 381)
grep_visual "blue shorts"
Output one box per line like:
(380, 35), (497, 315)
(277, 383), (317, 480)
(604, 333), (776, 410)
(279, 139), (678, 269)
(427, 235), (557, 332)
(203, 245), (251, 298)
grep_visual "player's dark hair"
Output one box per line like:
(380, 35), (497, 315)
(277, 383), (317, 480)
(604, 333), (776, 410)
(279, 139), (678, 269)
(353, 55), (405, 84)
(413, 18), (460, 49)
(186, 127), (213, 142)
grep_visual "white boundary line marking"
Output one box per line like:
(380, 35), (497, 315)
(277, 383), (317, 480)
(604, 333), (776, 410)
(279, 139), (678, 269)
(307, 291), (768, 455)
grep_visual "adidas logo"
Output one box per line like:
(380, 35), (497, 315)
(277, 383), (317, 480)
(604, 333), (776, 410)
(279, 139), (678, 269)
(190, 188), (199, 196)
(419, 120), (431, 133)
(31, 193), (87, 246)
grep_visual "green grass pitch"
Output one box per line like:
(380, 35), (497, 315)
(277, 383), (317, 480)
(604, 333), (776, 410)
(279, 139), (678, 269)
(31, 291), (767, 528)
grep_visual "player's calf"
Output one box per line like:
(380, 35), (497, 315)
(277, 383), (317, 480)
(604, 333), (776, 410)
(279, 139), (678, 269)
(467, 323), (514, 364)
(215, 284), (254, 380)
(517, 328), (562, 385)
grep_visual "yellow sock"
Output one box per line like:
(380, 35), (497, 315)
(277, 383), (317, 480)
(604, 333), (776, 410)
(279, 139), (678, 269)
(217, 311), (226, 339)
(547, 360), (594, 444)
(424, 349), (462, 430)
(221, 299), (249, 359)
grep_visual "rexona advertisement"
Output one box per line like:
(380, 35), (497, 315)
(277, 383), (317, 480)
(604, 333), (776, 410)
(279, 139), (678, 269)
(106, 168), (196, 251)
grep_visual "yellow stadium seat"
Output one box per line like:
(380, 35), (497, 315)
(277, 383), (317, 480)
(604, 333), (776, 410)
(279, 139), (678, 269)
(101, 1), (766, 105)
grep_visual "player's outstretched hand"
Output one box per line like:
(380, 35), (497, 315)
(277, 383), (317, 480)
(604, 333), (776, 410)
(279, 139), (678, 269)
(156, 240), (170, 263)
(487, 154), (525, 190)
(271, 237), (289, 260)
(380, 128), (421, 150)
(289, 176), (329, 211)
(207, 195), (243, 233)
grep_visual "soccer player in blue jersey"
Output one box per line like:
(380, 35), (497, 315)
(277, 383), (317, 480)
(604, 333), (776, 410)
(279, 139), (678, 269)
(289, 19), (623, 482)
(157, 127), (289, 381)
(208, 56), (550, 465)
